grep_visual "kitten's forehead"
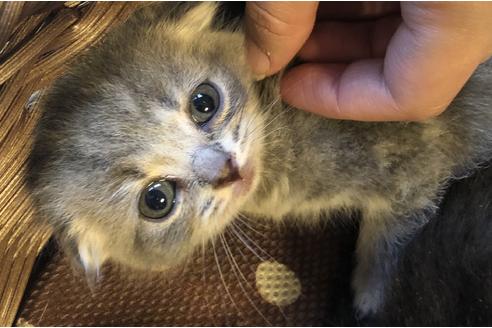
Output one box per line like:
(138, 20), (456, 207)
(135, 5), (246, 77)
(83, 3), (249, 113)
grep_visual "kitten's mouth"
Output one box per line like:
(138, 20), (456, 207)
(212, 158), (255, 196)
(232, 160), (255, 196)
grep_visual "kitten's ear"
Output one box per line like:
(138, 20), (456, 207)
(77, 238), (104, 284)
(180, 2), (217, 31)
(61, 231), (106, 287)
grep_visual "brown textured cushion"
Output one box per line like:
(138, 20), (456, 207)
(16, 219), (357, 326)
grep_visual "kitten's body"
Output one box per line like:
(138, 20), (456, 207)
(28, 3), (492, 317)
(376, 161), (492, 325)
(251, 72), (491, 222)
(250, 61), (492, 314)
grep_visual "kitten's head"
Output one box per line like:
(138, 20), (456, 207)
(29, 3), (265, 274)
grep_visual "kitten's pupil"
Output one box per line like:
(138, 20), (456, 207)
(190, 83), (220, 124)
(145, 187), (167, 211)
(139, 180), (176, 220)
(193, 93), (214, 114)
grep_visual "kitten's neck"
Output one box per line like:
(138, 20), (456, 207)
(256, 76), (297, 175)
(245, 76), (344, 219)
(245, 77), (310, 216)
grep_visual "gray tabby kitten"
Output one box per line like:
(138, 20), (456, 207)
(28, 3), (492, 317)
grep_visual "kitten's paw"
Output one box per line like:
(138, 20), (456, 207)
(352, 269), (385, 318)
(353, 288), (382, 319)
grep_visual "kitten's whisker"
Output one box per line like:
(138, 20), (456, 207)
(262, 95), (283, 114)
(231, 221), (274, 260)
(238, 100), (247, 123)
(246, 123), (290, 148)
(236, 214), (267, 237)
(248, 104), (296, 142)
(237, 214), (271, 229)
(259, 125), (292, 141)
(256, 139), (282, 148)
(224, 228), (289, 323)
(201, 239), (218, 327)
(220, 235), (272, 326)
(249, 105), (287, 136)
(212, 236), (244, 321)
(229, 225), (266, 262)
(243, 111), (265, 141)
(245, 97), (284, 137)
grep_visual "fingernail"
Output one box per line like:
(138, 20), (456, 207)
(254, 74), (266, 81)
(247, 44), (271, 80)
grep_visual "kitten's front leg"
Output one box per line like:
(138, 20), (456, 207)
(352, 211), (429, 318)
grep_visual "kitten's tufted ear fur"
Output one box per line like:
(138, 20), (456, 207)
(180, 2), (217, 31)
(78, 237), (105, 280)
(60, 229), (107, 286)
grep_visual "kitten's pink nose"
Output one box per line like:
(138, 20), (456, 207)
(214, 157), (241, 189)
(192, 146), (241, 188)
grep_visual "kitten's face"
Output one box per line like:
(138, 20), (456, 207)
(30, 4), (265, 273)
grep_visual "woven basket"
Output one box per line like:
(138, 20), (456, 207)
(0, 3), (142, 325)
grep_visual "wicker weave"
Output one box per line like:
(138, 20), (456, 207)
(0, 3), (142, 325)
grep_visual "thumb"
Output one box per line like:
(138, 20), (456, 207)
(245, 2), (318, 78)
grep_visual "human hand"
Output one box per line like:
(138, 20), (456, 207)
(245, 2), (492, 121)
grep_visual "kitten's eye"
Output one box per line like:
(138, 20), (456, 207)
(139, 180), (176, 220)
(190, 83), (220, 125)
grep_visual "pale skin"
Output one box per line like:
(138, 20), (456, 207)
(245, 2), (492, 121)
